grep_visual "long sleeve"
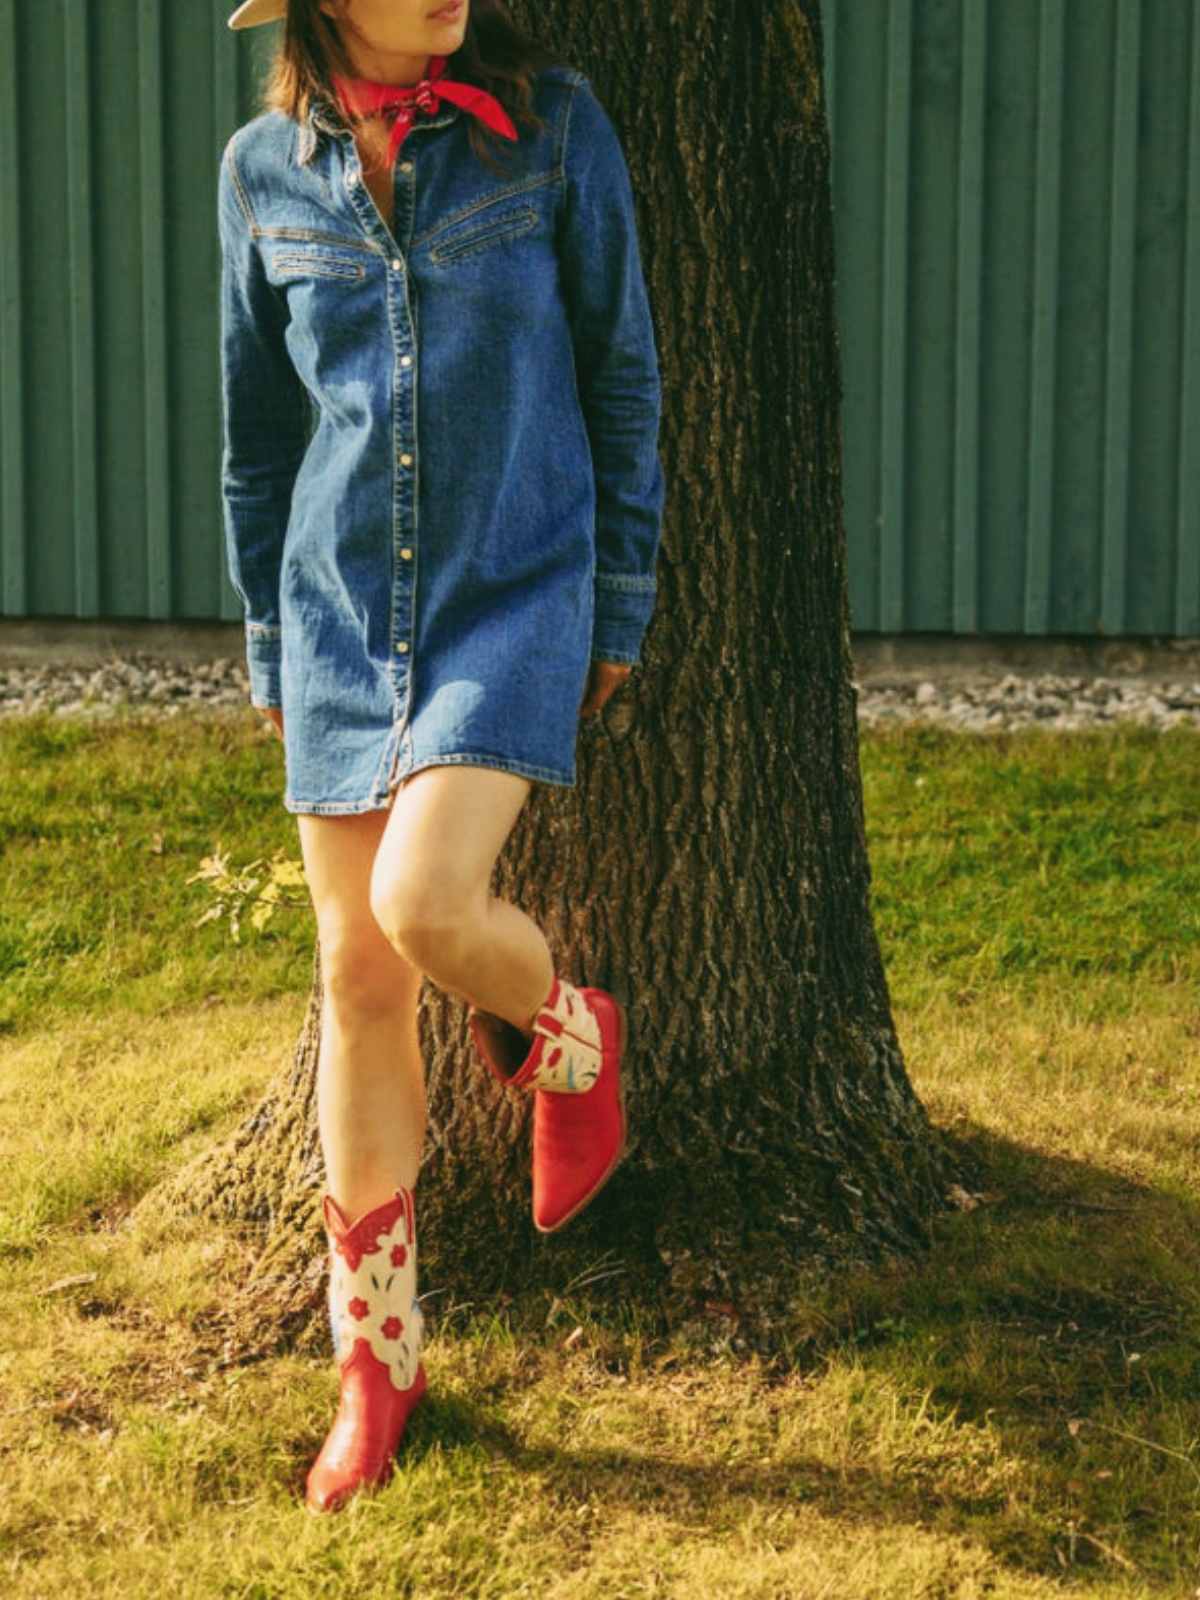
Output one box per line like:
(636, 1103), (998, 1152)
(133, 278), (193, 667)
(219, 138), (308, 708)
(558, 84), (664, 665)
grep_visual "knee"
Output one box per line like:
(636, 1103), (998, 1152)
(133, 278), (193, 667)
(369, 865), (471, 973)
(319, 923), (412, 1025)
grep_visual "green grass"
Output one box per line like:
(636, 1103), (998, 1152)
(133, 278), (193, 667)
(0, 714), (313, 1252)
(2, 714), (1200, 1597)
(0, 714), (313, 1035)
(865, 725), (1200, 1004)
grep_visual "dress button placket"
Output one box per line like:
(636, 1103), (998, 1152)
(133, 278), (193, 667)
(394, 239), (416, 710)
(388, 145), (418, 763)
(394, 406), (415, 683)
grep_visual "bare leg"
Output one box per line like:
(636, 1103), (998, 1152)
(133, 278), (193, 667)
(369, 765), (554, 1032)
(298, 810), (426, 1220)
(372, 772), (629, 1236)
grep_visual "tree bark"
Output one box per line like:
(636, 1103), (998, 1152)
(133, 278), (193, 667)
(159, 0), (953, 1346)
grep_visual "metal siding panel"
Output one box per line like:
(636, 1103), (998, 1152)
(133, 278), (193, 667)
(905, 0), (960, 633)
(21, 1), (79, 615)
(832, 0), (889, 632)
(977, 0), (1039, 634)
(1100, 0), (1140, 634)
(1024, 0), (1065, 635)
(879, 0), (913, 631)
(1050, 1), (1113, 634)
(139, 0), (172, 619)
(1179, 0), (1200, 634)
(166, 0), (214, 621)
(92, 0), (149, 616)
(1128, 0), (1190, 633)
(65, 0), (100, 617)
(953, 0), (987, 633)
(0, 0), (26, 613)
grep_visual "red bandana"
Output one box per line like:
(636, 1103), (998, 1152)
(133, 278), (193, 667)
(332, 56), (517, 164)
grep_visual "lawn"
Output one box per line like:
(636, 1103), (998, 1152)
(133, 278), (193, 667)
(1, 712), (1198, 1598)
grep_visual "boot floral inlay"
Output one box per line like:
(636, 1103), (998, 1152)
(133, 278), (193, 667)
(328, 1190), (422, 1393)
(526, 981), (602, 1093)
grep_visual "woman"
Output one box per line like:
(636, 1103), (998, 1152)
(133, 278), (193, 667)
(220, 0), (662, 1511)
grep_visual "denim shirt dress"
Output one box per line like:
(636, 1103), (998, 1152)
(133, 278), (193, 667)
(219, 68), (664, 815)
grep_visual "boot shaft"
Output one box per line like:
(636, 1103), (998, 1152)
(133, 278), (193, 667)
(325, 1189), (422, 1393)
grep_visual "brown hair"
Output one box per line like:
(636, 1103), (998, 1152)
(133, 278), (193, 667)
(264, 0), (557, 155)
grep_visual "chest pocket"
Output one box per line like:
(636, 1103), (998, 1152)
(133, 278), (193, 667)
(264, 242), (369, 284)
(428, 205), (539, 267)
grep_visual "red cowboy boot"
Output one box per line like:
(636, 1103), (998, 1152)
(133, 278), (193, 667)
(472, 978), (627, 1233)
(306, 1188), (427, 1512)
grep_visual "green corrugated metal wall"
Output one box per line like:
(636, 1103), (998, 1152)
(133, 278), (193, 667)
(0, 0), (261, 623)
(828, 0), (1200, 635)
(1, 1), (1197, 635)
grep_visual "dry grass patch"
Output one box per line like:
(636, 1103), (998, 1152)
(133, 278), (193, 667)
(0, 998), (302, 1255)
(903, 995), (1200, 1190)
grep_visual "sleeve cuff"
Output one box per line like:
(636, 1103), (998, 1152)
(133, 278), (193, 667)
(245, 622), (283, 709)
(592, 574), (657, 664)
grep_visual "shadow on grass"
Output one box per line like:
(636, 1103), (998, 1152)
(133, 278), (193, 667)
(400, 1124), (1200, 1589)
(887, 1124), (1200, 1384)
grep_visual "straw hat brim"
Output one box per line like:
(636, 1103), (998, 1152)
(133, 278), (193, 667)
(228, 0), (287, 28)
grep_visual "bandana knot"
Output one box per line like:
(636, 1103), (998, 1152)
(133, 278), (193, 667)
(333, 57), (517, 165)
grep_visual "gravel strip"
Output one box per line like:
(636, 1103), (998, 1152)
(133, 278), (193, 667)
(0, 657), (250, 720)
(855, 673), (1200, 732)
(2, 655), (1200, 732)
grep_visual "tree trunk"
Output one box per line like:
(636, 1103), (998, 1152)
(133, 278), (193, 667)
(159, 0), (954, 1346)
